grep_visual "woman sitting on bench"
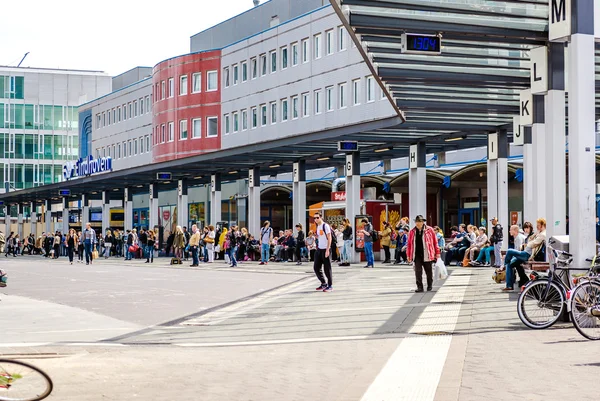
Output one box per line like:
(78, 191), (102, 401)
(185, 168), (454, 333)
(503, 219), (545, 291)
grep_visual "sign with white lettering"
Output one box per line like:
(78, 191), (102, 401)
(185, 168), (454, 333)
(292, 163), (300, 183)
(63, 156), (113, 181)
(178, 181), (183, 196)
(249, 168), (255, 185)
(530, 46), (548, 94)
(346, 154), (354, 177)
(488, 133), (499, 160)
(409, 145), (418, 169)
(520, 89), (533, 126)
(211, 175), (216, 193)
(549, 0), (571, 42)
(513, 116), (523, 146)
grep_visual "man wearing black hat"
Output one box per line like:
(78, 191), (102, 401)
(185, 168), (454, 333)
(406, 215), (441, 292)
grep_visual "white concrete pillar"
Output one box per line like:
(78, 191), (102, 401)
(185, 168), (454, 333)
(567, 3), (596, 266)
(101, 191), (110, 234)
(30, 202), (37, 238)
(45, 200), (52, 234)
(62, 199), (69, 234)
(522, 127), (535, 224)
(486, 159), (498, 222)
(81, 194), (89, 232)
(292, 163), (306, 235)
(124, 188), (133, 231)
(345, 152), (361, 263)
(149, 184), (159, 230)
(408, 143), (426, 220)
(210, 174), (222, 226)
(248, 167), (262, 238)
(17, 204), (24, 239)
(177, 179), (189, 229)
(496, 130), (509, 251)
(531, 95), (547, 221)
(5, 205), (11, 237)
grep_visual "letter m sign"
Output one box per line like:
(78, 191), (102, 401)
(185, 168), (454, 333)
(549, 0), (571, 42)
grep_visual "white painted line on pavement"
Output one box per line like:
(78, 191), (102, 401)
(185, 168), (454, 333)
(175, 334), (383, 347)
(25, 328), (138, 334)
(0, 343), (50, 348)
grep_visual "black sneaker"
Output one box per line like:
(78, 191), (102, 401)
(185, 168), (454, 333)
(415, 288), (424, 293)
(316, 284), (327, 291)
(427, 287), (432, 291)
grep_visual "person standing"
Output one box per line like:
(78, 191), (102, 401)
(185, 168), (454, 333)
(361, 218), (375, 268)
(259, 221), (273, 265)
(489, 217), (504, 268)
(125, 230), (134, 260)
(66, 229), (77, 265)
(104, 230), (113, 259)
(53, 232), (61, 259)
(228, 225), (240, 267)
(189, 224), (201, 267)
(173, 226), (185, 260)
(295, 224), (305, 265)
(313, 212), (333, 292)
(407, 215), (441, 293)
(83, 223), (96, 265)
(145, 230), (156, 264)
(380, 221), (392, 263)
(340, 219), (353, 267)
(206, 225), (216, 263)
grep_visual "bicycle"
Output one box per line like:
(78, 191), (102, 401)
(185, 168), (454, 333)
(0, 359), (53, 401)
(569, 274), (600, 340)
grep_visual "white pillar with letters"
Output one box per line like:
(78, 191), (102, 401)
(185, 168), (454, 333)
(291, 163), (306, 236)
(345, 153), (361, 263)
(210, 174), (222, 226)
(248, 168), (261, 238)
(408, 144), (426, 221)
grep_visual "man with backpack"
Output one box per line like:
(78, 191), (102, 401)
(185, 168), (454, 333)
(361, 218), (376, 268)
(259, 221), (273, 265)
(313, 212), (333, 292)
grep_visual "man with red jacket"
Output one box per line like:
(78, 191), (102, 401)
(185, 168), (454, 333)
(407, 215), (441, 293)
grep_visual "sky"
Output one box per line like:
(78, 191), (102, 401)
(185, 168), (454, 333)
(1, 0), (259, 76)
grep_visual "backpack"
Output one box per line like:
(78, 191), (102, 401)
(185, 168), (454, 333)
(368, 224), (379, 242)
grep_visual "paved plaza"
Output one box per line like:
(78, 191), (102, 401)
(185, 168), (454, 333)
(1, 255), (599, 400)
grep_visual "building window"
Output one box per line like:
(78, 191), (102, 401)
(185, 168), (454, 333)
(96, 114), (101, 129)
(260, 104), (267, 126)
(192, 118), (201, 138)
(168, 122), (174, 141)
(123, 142), (127, 157)
(107, 111), (111, 126)
(281, 99), (288, 122)
(241, 61), (248, 82)
(112, 109), (116, 124)
(251, 107), (257, 128)
(339, 26), (347, 51)
(129, 103), (133, 118)
(224, 67), (230, 88)
(233, 64), (239, 85)
(161, 124), (166, 143)
(161, 81), (166, 99)
(117, 108), (121, 122)
(302, 38), (309, 63)
(314, 34), (321, 59)
(326, 30), (334, 55)
(366, 76), (375, 102)
(225, 114), (230, 134)
(180, 75), (188, 95)
(326, 86), (334, 111)
(123, 105), (127, 120)
(315, 90), (322, 114)
(192, 72), (201, 93)
(339, 83), (347, 108)
(180, 119), (188, 140)
(146, 135), (150, 152)
(140, 137), (144, 154)
(281, 46), (288, 69)
(139, 99), (144, 115)
(242, 109), (248, 130)
(207, 71), (218, 91)
(260, 54), (267, 76)
(251, 58), (257, 79)
(353, 79), (361, 105)
(129, 140), (132, 156)
(233, 112), (239, 132)
(134, 101), (138, 117)
(134, 139), (138, 155)
(291, 43), (299, 66)
(292, 96), (299, 119)
(207, 116), (218, 137)
(118, 143), (121, 159)
(102, 112), (105, 127)
(146, 96), (151, 113)
(270, 102), (277, 124)
(302, 93), (310, 117)
(168, 78), (174, 98)
(270, 51), (277, 73)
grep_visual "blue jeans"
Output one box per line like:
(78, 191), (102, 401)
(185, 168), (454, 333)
(261, 243), (270, 263)
(191, 246), (199, 265)
(342, 239), (352, 263)
(125, 244), (133, 260)
(84, 241), (93, 264)
(493, 242), (503, 267)
(476, 246), (494, 264)
(364, 241), (374, 266)
(147, 246), (154, 261)
(229, 246), (238, 266)
(203, 246), (208, 262)
(504, 249), (530, 288)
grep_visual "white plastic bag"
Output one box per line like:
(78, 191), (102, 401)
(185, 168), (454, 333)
(224, 254), (230, 264)
(435, 258), (448, 281)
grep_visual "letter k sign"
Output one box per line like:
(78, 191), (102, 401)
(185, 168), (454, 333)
(521, 100), (530, 117)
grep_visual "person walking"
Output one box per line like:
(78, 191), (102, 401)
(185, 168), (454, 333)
(83, 223), (96, 265)
(406, 215), (441, 293)
(77, 231), (84, 263)
(313, 212), (333, 292)
(53, 232), (61, 259)
(228, 225), (240, 267)
(295, 224), (305, 265)
(189, 224), (201, 267)
(66, 229), (77, 265)
(259, 221), (273, 265)
(4, 232), (14, 257)
(361, 218), (375, 268)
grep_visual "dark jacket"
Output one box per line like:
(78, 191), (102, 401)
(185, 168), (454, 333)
(342, 226), (352, 241)
(296, 230), (305, 246)
(490, 224), (503, 245)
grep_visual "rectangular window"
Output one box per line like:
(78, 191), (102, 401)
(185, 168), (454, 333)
(134, 139), (138, 156)
(161, 81), (166, 99)
(233, 64), (239, 85)
(326, 86), (334, 111)
(128, 140), (132, 156)
(146, 135), (150, 151)
(129, 103), (133, 118)
(270, 51), (277, 73)
(161, 124), (166, 143)
(241, 61), (248, 82)
(302, 38), (309, 63)
(315, 90), (322, 114)
(96, 114), (101, 129)
(180, 75), (188, 95)
(107, 111), (111, 125)
(233, 112), (239, 132)
(118, 143), (121, 159)
(270, 102), (277, 124)
(192, 118), (201, 138)
(224, 67), (230, 88)
(206, 117), (218, 137)
(242, 109), (248, 130)
(168, 78), (174, 98)
(292, 96), (299, 119)
(260, 54), (267, 76)
(112, 109), (116, 124)
(140, 137), (144, 154)
(326, 30), (334, 55)
(339, 83), (347, 108)
(225, 114), (230, 134)
(192, 73), (201, 93)
(339, 26), (347, 51)
(261, 104), (267, 126)
(251, 107), (257, 128)
(292, 43), (299, 66)
(207, 71), (218, 91)
(302, 93), (310, 117)
(180, 119), (188, 139)
(123, 104), (127, 120)
(168, 122), (174, 141)
(134, 101), (138, 117)
(281, 99), (288, 122)
(251, 58), (257, 79)
(117, 108), (121, 122)
(123, 141), (127, 157)
(139, 99), (144, 115)
(314, 34), (321, 59)
(146, 96), (151, 113)
(102, 112), (106, 127)
(353, 79), (361, 105)
(366, 76), (375, 102)
(281, 46), (288, 69)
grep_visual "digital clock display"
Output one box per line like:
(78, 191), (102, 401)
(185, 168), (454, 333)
(338, 141), (359, 152)
(402, 33), (441, 54)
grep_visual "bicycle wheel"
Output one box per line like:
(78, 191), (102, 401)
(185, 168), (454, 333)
(0, 360), (53, 401)
(570, 281), (600, 340)
(517, 279), (565, 329)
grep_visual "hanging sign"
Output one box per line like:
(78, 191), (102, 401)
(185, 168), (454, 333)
(549, 0), (571, 42)
(409, 145), (418, 169)
(488, 133), (499, 160)
(520, 89), (533, 126)
(63, 156), (113, 181)
(513, 116), (523, 145)
(530, 46), (548, 94)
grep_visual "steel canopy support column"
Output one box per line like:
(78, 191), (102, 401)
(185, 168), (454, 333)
(292, 163), (306, 236)
(5, 205), (11, 237)
(496, 130), (509, 251)
(531, 95), (547, 221)
(17, 204), (24, 239)
(30, 202), (37, 239)
(486, 153), (498, 223)
(62, 199), (69, 234)
(408, 143), (426, 220)
(210, 174), (222, 226)
(522, 127), (534, 224)
(249, 168), (261, 238)
(81, 194), (89, 231)
(45, 200), (52, 234)
(124, 188), (133, 231)
(102, 191), (110, 235)
(345, 152), (361, 264)
(177, 179), (189, 229)
(546, 42), (567, 238)
(568, 0), (596, 266)
(149, 184), (159, 230)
